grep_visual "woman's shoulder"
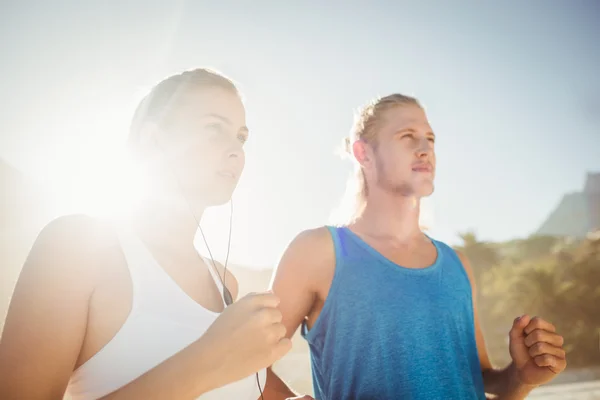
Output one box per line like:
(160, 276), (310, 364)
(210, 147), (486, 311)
(31, 213), (123, 280)
(38, 213), (119, 250)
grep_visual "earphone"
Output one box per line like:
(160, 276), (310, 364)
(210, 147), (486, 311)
(152, 135), (265, 399)
(195, 199), (234, 307)
(195, 200), (265, 400)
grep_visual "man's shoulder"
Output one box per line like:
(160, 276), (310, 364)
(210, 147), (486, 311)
(431, 240), (474, 286)
(295, 225), (332, 240)
(278, 226), (336, 271)
(427, 236), (466, 261)
(272, 226), (336, 298)
(289, 226), (334, 252)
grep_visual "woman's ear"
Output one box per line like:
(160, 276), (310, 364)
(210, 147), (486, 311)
(128, 121), (164, 170)
(136, 121), (161, 153)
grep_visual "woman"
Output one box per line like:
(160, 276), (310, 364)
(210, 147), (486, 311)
(0, 68), (292, 399)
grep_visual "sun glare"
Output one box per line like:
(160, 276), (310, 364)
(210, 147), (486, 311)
(36, 143), (142, 221)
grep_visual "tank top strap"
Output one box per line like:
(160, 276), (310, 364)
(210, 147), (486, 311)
(114, 227), (167, 280)
(325, 225), (353, 259)
(114, 221), (228, 309)
(201, 256), (227, 307)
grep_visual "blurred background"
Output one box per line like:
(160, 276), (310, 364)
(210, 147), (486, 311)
(1, 1), (599, 398)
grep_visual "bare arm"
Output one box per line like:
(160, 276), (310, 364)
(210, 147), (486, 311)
(0, 215), (287, 400)
(261, 367), (299, 399)
(262, 227), (334, 400)
(456, 252), (541, 400)
(0, 215), (107, 399)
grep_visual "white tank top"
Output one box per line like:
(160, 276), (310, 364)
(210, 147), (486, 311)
(67, 228), (266, 400)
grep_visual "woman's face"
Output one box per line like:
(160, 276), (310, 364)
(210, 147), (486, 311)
(154, 86), (248, 208)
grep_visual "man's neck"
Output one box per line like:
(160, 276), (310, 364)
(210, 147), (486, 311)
(353, 193), (423, 244)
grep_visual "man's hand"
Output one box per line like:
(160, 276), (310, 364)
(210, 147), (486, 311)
(509, 315), (567, 387)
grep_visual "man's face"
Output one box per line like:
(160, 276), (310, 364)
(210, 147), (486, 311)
(360, 104), (436, 198)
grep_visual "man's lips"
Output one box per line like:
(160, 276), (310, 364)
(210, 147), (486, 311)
(412, 163), (433, 173)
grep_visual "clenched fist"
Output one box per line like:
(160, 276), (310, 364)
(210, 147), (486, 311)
(509, 315), (567, 386)
(203, 291), (292, 384)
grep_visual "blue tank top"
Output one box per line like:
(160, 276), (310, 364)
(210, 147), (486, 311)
(301, 226), (486, 400)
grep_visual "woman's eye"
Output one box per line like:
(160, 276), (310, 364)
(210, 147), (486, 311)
(205, 123), (225, 134)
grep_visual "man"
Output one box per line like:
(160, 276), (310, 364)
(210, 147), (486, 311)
(263, 94), (567, 399)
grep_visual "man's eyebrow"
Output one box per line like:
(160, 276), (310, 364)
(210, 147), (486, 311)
(393, 128), (416, 135)
(394, 128), (435, 137)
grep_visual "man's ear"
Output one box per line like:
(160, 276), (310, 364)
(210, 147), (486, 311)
(352, 139), (371, 167)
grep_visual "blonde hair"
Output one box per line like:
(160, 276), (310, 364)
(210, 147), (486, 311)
(333, 93), (422, 224)
(128, 68), (240, 150)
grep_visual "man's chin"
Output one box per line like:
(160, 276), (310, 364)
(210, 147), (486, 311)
(416, 184), (434, 198)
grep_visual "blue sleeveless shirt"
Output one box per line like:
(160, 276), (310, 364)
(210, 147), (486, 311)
(301, 226), (486, 400)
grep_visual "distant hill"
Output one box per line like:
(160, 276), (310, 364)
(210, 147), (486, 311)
(536, 172), (600, 237)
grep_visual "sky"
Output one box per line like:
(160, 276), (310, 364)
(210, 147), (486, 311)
(1, 1), (599, 268)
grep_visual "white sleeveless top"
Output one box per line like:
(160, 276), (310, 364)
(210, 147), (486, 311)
(67, 228), (266, 400)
